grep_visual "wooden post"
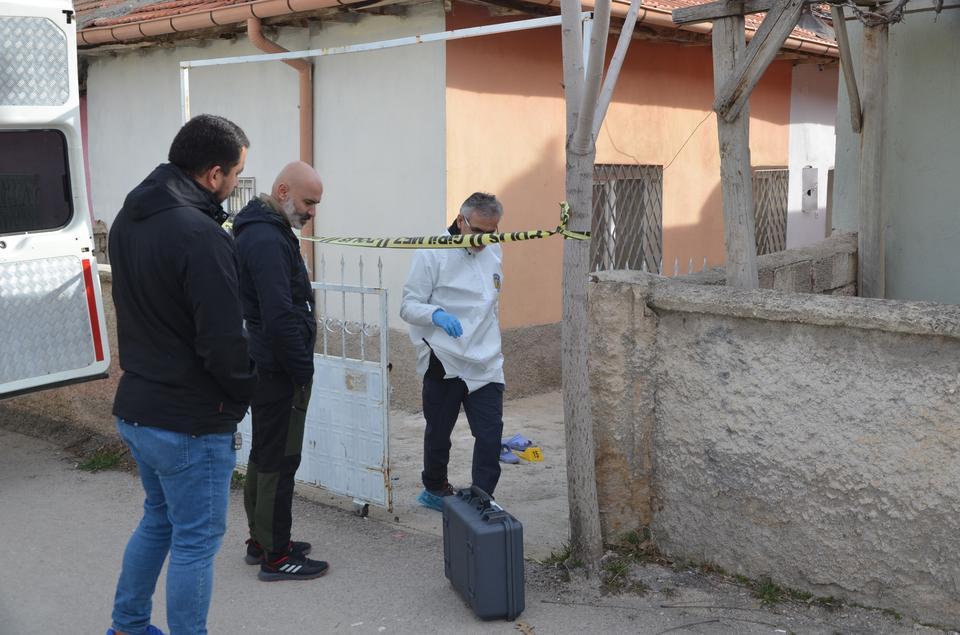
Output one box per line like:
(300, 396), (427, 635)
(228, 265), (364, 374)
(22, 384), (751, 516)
(712, 16), (759, 288)
(831, 4), (863, 133)
(713, 0), (808, 123)
(858, 23), (888, 298)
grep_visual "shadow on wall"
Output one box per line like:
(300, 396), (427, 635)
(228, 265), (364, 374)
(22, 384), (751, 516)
(443, 1), (791, 127)
(661, 181), (725, 274)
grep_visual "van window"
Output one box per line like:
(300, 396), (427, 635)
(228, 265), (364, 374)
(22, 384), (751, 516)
(0, 130), (72, 235)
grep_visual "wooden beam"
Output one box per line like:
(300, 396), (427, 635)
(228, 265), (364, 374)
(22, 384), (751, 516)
(714, 0), (807, 123)
(673, 0), (778, 25)
(831, 4), (863, 133)
(858, 23), (888, 298)
(712, 15), (759, 289)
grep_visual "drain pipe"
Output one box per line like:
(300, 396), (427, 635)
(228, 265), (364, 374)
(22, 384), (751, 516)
(247, 17), (316, 277)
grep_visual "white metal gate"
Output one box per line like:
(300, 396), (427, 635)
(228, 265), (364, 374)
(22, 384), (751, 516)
(237, 255), (391, 513)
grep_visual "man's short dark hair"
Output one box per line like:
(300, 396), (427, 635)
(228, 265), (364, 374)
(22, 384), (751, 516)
(168, 114), (249, 178)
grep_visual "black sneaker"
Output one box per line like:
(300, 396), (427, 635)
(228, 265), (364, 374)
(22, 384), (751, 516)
(258, 552), (330, 581)
(245, 538), (312, 565)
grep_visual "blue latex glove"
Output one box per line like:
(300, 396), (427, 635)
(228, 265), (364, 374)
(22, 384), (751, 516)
(432, 309), (463, 338)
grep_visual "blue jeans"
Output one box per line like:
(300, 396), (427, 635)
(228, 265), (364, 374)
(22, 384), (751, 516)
(112, 418), (235, 635)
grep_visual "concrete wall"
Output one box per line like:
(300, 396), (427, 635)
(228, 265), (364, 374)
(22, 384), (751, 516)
(678, 231), (857, 295)
(86, 31), (300, 227)
(84, 2), (447, 328)
(589, 264), (960, 626)
(786, 63), (837, 249)
(306, 4), (447, 328)
(833, 9), (960, 304)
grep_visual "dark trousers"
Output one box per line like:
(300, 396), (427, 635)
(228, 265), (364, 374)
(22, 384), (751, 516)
(422, 377), (504, 496)
(243, 371), (311, 558)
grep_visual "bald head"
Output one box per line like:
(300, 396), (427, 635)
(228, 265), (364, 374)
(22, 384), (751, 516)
(272, 161), (323, 229)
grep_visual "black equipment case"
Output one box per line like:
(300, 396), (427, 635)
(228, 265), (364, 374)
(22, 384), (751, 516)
(442, 486), (525, 621)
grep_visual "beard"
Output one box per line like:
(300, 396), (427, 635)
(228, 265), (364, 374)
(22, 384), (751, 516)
(213, 180), (234, 204)
(281, 198), (309, 229)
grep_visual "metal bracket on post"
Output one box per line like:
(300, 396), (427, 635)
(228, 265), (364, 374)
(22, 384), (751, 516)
(581, 14), (594, 76)
(179, 65), (191, 124)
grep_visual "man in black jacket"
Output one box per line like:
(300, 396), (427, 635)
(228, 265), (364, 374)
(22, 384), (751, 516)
(106, 115), (256, 635)
(233, 161), (327, 581)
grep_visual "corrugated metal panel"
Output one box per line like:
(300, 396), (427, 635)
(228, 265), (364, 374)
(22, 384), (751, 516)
(0, 17), (69, 106)
(0, 256), (95, 383)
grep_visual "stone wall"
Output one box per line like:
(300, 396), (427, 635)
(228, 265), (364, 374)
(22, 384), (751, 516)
(588, 269), (960, 627)
(677, 231), (857, 296)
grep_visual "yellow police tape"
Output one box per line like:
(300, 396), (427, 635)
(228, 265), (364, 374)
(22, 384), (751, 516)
(225, 203), (589, 248)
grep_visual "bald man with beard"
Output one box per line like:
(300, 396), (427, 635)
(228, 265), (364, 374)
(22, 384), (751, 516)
(233, 161), (328, 581)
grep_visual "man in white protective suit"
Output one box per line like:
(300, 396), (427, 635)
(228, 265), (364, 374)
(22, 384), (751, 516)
(400, 192), (506, 511)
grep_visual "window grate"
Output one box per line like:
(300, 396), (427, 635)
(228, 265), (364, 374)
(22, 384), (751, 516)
(752, 168), (788, 255)
(591, 164), (663, 273)
(225, 177), (256, 217)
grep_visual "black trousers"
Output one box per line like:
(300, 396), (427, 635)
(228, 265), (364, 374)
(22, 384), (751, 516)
(243, 371), (311, 558)
(421, 376), (504, 496)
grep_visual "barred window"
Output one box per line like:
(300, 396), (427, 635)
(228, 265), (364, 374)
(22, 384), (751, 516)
(752, 168), (789, 255)
(225, 177), (256, 217)
(591, 164), (663, 273)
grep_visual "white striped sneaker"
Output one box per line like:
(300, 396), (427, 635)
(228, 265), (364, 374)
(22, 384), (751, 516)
(258, 552), (329, 581)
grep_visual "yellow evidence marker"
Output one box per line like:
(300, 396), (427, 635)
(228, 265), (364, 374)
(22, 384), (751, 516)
(515, 447), (544, 462)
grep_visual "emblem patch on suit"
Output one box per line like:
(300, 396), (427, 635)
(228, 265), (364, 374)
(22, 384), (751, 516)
(493, 273), (501, 291)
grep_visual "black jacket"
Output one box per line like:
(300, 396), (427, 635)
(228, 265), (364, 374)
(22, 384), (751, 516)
(233, 196), (317, 387)
(108, 163), (257, 435)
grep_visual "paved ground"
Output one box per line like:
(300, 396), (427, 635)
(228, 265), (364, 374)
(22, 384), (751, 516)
(0, 427), (950, 635)
(297, 391), (570, 561)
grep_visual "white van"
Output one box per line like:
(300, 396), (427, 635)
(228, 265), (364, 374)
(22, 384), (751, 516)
(0, 0), (110, 398)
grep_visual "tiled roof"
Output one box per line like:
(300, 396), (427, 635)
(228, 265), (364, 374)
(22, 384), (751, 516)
(72, 0), (832, 45)
(73, 1), (249, 29)
(644, 0), (829, 42)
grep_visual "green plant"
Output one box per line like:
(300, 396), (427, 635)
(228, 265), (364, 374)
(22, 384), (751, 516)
(699, 562), (727, 576)
(813, 596), (842, 611)
(789, 589), (813, 602)
(600, 557), (647, 595)
(77, 447), (123, 472)
(625, 580), (650, 595)
(541, 543), (572, 567)
(752, 577), (786, 606)
(615, 528), (653, 563)
(231, 470), (246, 490)
(878, 608), (903, 621)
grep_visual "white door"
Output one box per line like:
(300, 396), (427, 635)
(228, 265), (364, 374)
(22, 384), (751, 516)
(0, 1), (110, 398)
